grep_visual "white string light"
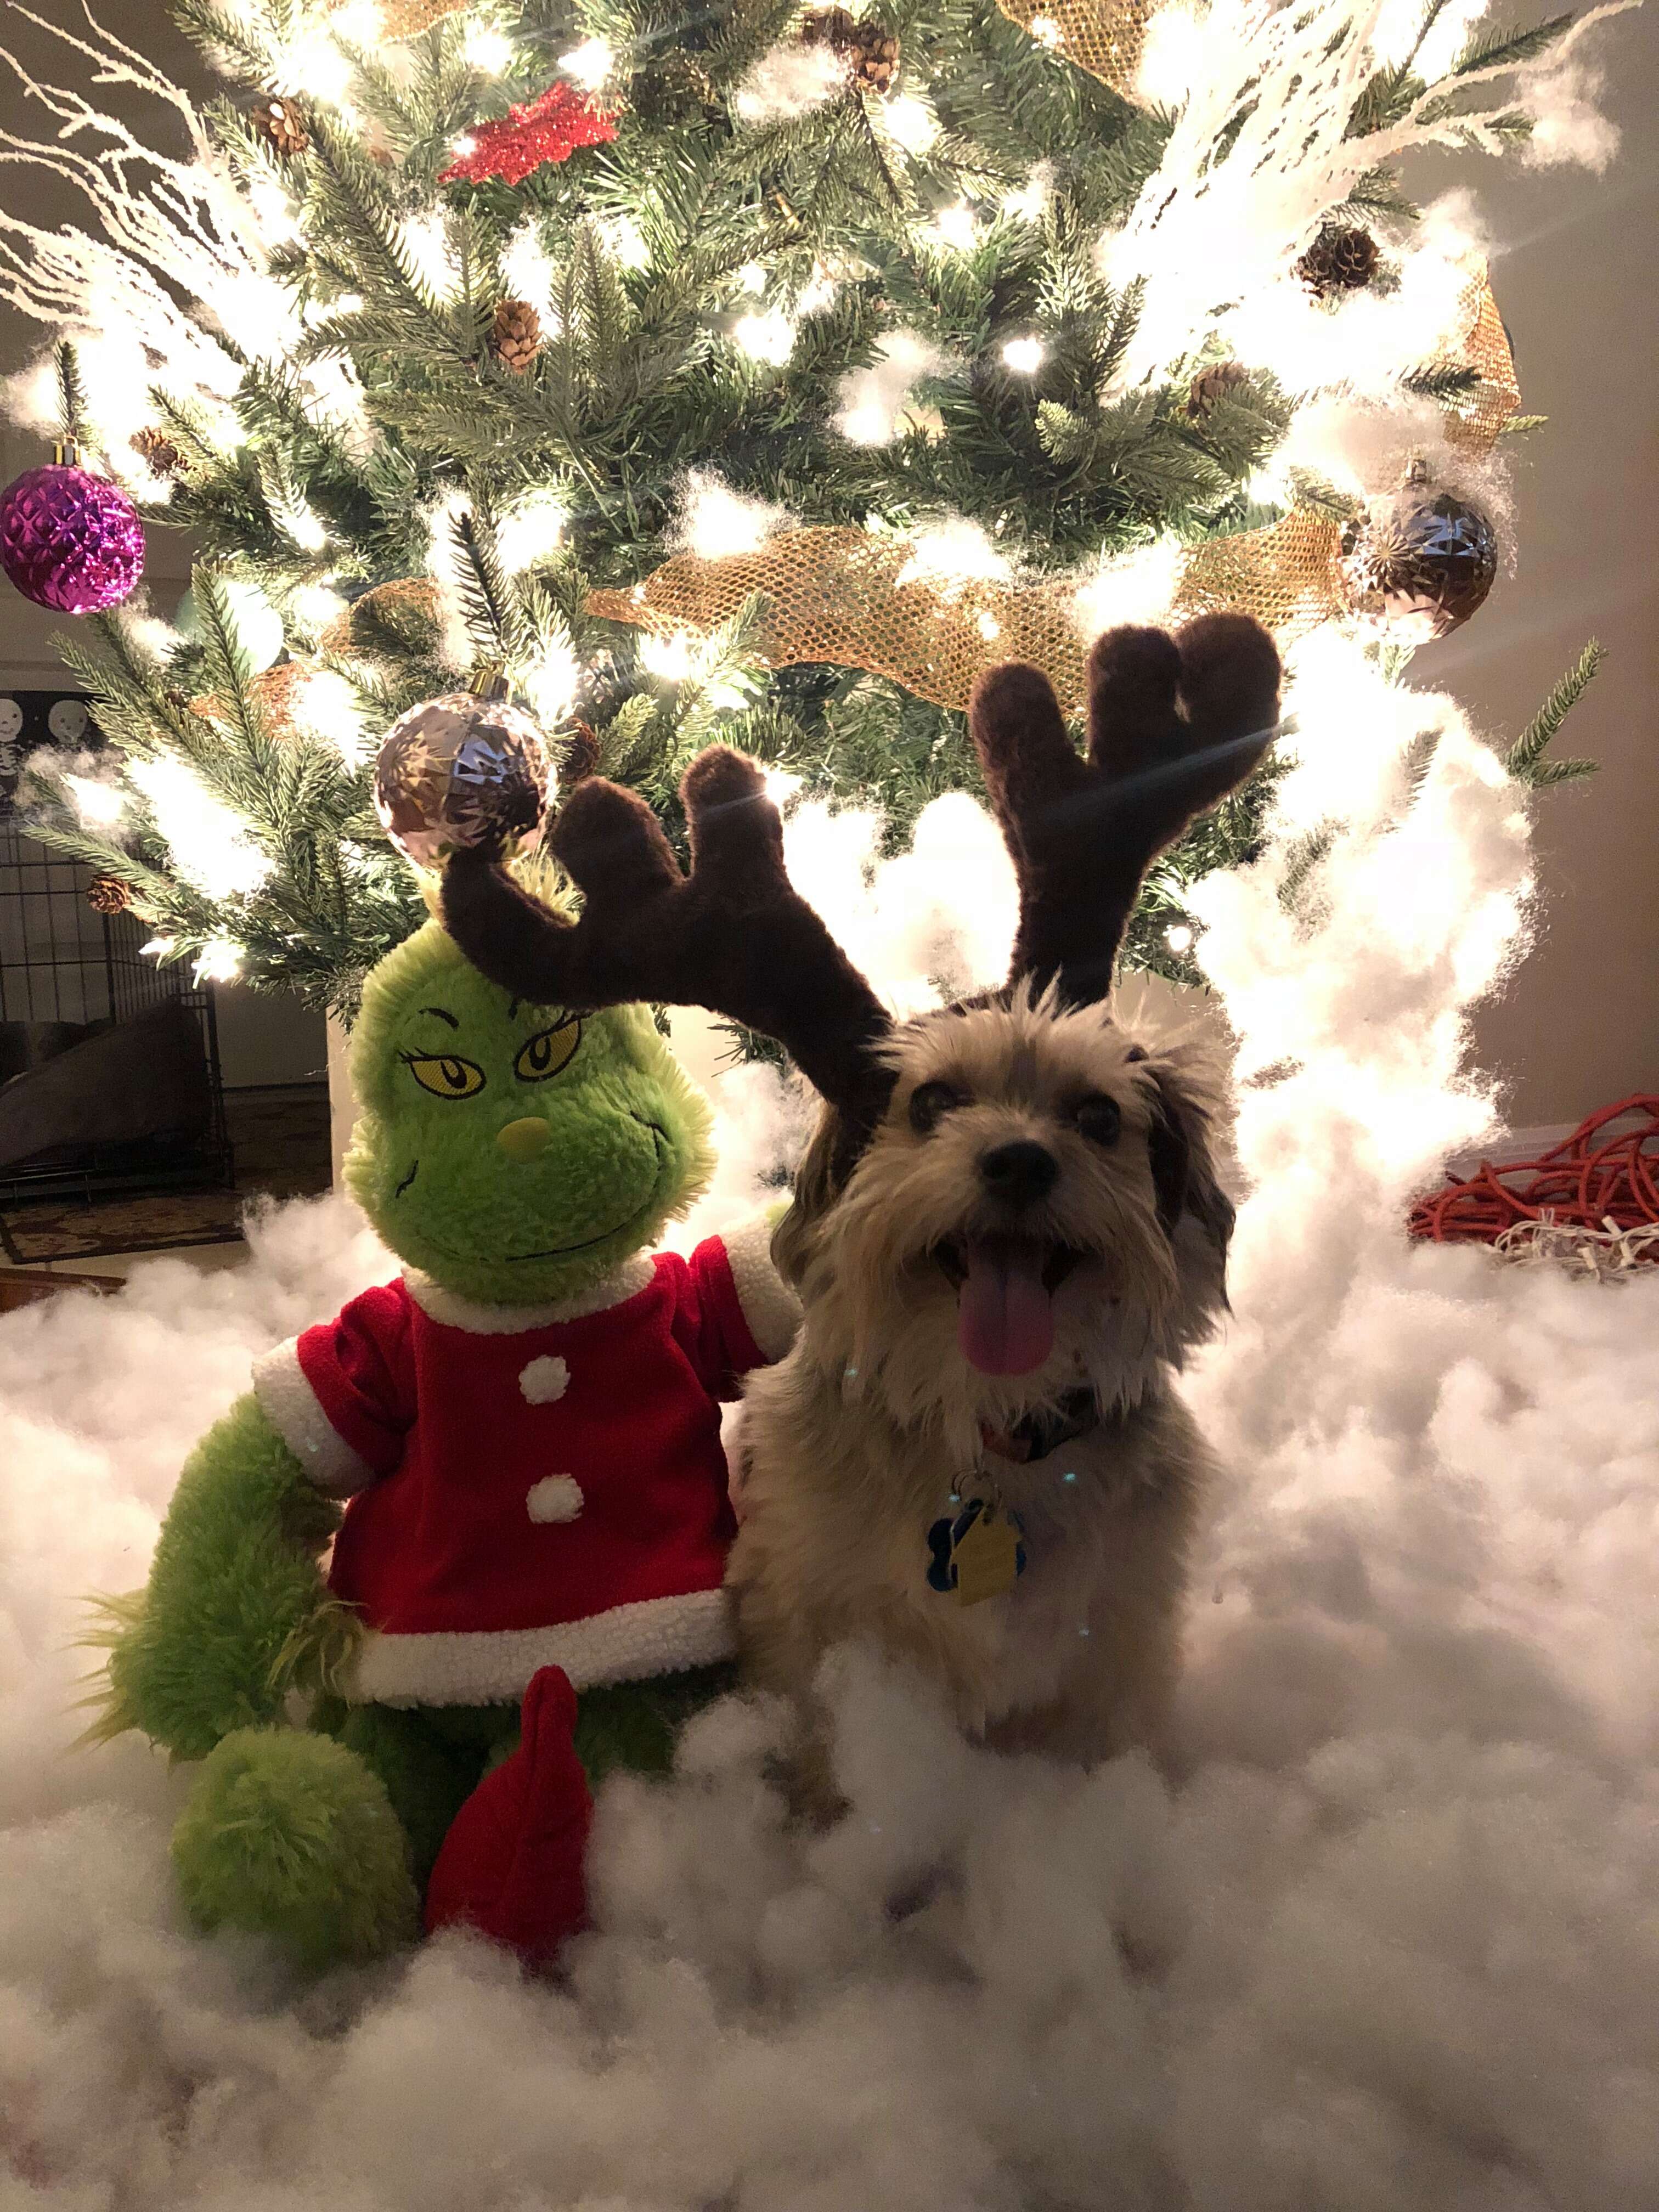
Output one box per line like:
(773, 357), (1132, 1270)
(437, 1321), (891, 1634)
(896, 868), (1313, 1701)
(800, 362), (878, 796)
(1000, 336), (1045, 374)
(462, 21), (516, 74)
(930, 204), (979, 252)
(732, 308), (797, 365)
(557, 37), (615, 91)
(193, 936), (245, 985)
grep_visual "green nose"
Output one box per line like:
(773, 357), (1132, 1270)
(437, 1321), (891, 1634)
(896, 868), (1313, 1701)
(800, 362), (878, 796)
(496, 1116), (552, 1163)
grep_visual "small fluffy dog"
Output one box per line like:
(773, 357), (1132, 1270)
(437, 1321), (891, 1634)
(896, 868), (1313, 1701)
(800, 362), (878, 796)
(444, 612), (1280, 1776)
(730, 994), (1233, 1765)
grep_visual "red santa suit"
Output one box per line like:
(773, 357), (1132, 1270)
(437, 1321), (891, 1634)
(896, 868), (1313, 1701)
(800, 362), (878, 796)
(251, 1223), (794, 1708)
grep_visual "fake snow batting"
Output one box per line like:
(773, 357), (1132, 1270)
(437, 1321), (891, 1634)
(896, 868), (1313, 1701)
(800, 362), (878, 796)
(2, 638), (1658, 2209)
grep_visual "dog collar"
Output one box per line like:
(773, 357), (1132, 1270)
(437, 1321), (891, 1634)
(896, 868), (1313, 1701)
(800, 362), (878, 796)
(979, 1384), (1102, 1466)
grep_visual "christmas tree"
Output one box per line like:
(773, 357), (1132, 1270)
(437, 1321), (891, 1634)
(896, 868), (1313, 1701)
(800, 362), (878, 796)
(0, 0), (1612, 1024)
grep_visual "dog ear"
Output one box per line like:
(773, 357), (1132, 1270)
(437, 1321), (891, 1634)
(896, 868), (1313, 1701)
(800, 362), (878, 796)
(1145, 1064), (1235, 1266)
(771, 1102), (877, 1287)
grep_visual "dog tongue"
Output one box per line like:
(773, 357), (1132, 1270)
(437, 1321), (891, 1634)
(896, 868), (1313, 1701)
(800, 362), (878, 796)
(957, 1242), (1055, 1375)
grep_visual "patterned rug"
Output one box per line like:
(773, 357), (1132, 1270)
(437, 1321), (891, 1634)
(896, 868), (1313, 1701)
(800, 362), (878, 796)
(0, 1087), (331, 1264)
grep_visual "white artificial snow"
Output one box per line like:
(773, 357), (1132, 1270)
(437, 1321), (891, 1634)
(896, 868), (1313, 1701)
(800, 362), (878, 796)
(3, 648), (1657, 2208)
(732, 40), (848, 125)
(832, 329), (949, 445)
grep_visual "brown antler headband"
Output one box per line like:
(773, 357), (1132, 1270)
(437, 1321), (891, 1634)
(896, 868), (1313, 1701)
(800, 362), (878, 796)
(441, 614), (1279, 1115)
(968, 612), (1282, 1006)
(442, 746), (896, 1126)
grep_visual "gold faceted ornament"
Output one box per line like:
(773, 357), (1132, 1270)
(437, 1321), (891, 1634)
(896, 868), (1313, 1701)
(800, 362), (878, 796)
(319, 578), (447, 664)
(491, 298), (543, 375)
(803, 9), (902, 95)
(373, 690), (552, 870)
(86, 871), (131, 917)
(249, 94), (310, 159)
(323, 0), (469, 36)
(994, 0), (1156, 100)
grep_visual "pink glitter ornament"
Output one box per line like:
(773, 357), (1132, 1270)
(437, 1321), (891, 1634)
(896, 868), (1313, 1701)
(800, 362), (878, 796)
(438, 83), (617, 188)
(0, 460), (145, 615)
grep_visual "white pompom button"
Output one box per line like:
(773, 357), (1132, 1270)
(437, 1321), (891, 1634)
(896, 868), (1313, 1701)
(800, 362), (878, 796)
(526, 1475), (584, 1524)
(520, 1355), (570, 1403)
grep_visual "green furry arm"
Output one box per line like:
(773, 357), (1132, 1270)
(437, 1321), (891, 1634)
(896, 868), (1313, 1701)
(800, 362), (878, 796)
(89, 1393), (360, 1762)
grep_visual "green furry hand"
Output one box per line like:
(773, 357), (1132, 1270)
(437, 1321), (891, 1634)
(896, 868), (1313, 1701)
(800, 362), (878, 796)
(94, 1393), (357, 1763)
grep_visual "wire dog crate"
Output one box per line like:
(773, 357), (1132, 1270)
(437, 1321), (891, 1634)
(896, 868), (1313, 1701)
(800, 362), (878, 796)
(0, 693), (232, 1209)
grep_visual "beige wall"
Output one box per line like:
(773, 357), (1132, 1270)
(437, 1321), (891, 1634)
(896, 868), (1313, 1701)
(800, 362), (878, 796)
(0, 3), (1653, 1123)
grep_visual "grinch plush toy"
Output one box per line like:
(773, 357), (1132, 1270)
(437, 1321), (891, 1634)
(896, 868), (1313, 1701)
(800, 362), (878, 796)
(93, 910), (795, 1972)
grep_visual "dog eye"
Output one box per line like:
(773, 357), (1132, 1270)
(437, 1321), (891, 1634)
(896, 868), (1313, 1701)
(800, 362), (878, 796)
(1074, 1093), (1122, 1147)
(909, 1081), (968, 1135)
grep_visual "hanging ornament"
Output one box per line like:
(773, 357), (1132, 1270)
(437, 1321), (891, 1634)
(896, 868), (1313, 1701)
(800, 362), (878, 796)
(0, 446), (145, 616)
(249, 94), (310, 159)
(373, 679), (552, 870)
(323, 0), (467, 35)
(86, 871), (132, 916)
(1294, 223), (1380, 298)
(802, 9), (902, 95)
(1185, 360), (1250, 417)
(490, 298), (543, 375)
(131, 426), (187, 479)
(994, 0), (1156, 101)
(438, 84), (617, 189)
(1336, 479), (1498, 642)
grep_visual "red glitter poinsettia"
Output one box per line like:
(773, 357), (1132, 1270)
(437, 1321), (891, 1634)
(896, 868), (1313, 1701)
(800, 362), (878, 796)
(439, 83), (617, 188)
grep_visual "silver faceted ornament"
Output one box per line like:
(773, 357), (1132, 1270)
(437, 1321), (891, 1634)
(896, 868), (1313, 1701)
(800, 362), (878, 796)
(374, 690), (551, 870)
(1338, 487), (1498, 642)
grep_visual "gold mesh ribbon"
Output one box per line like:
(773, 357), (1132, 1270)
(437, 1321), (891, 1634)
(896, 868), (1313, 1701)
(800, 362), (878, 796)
(319, 579), (445, 662)
(189, 657), (320, 737)
(324, 0), (468, 38)
(995, 0), (1153, 99)
(587, 510), (1352, 715)
(1437, 267), (1522, 453)
(584, 260), (1518, 710)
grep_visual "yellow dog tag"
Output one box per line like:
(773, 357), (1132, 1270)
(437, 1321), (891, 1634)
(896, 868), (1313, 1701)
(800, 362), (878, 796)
(950, 1504), (1024, 1607)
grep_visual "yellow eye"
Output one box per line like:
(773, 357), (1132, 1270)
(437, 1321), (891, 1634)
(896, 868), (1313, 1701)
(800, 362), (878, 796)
(404, 1052), (486, 1100)
(515, 1019), (582, 1084)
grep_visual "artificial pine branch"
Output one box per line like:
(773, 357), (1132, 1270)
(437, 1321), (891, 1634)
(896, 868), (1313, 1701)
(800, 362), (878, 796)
(1505, 639), (1604, 786)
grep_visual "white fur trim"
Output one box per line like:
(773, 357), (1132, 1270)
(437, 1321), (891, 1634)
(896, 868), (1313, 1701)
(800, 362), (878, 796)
(251, 1338), (374, 1500)
(402, 1254), (656, 1335)
(719, 1215), (800, 1363)
(526, 1474), (583, 1523)
(341, 1587), (735, 1706)
(519, 1354), (570, 1404)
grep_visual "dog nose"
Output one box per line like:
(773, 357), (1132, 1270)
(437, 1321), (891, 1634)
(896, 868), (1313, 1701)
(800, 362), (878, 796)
(979, 1139), (1059, 1206)
(497, 1116), (552, 1162)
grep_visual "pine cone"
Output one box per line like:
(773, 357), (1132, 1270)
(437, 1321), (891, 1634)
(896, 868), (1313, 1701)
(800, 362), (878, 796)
(87, 871), (131, 917)
(1294, 224), (1379, 298)
(131, 426), (186, 478)
(250, 95), (311, 160)
(491, 297), (543, 375)
(561, 721), (601, 788)
(803, 9), (900, 95)
(1186, 360), (1250, 417)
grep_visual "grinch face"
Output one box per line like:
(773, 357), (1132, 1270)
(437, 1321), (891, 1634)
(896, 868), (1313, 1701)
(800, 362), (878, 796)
(343, 922), (712, 1307)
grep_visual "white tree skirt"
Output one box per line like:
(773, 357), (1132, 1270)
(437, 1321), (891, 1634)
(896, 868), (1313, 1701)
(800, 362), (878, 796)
(1, 1165), (1655, 2211)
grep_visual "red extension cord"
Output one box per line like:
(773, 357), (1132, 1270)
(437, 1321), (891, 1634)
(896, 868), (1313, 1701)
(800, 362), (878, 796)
(1408, 1094), (1659, 1254)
